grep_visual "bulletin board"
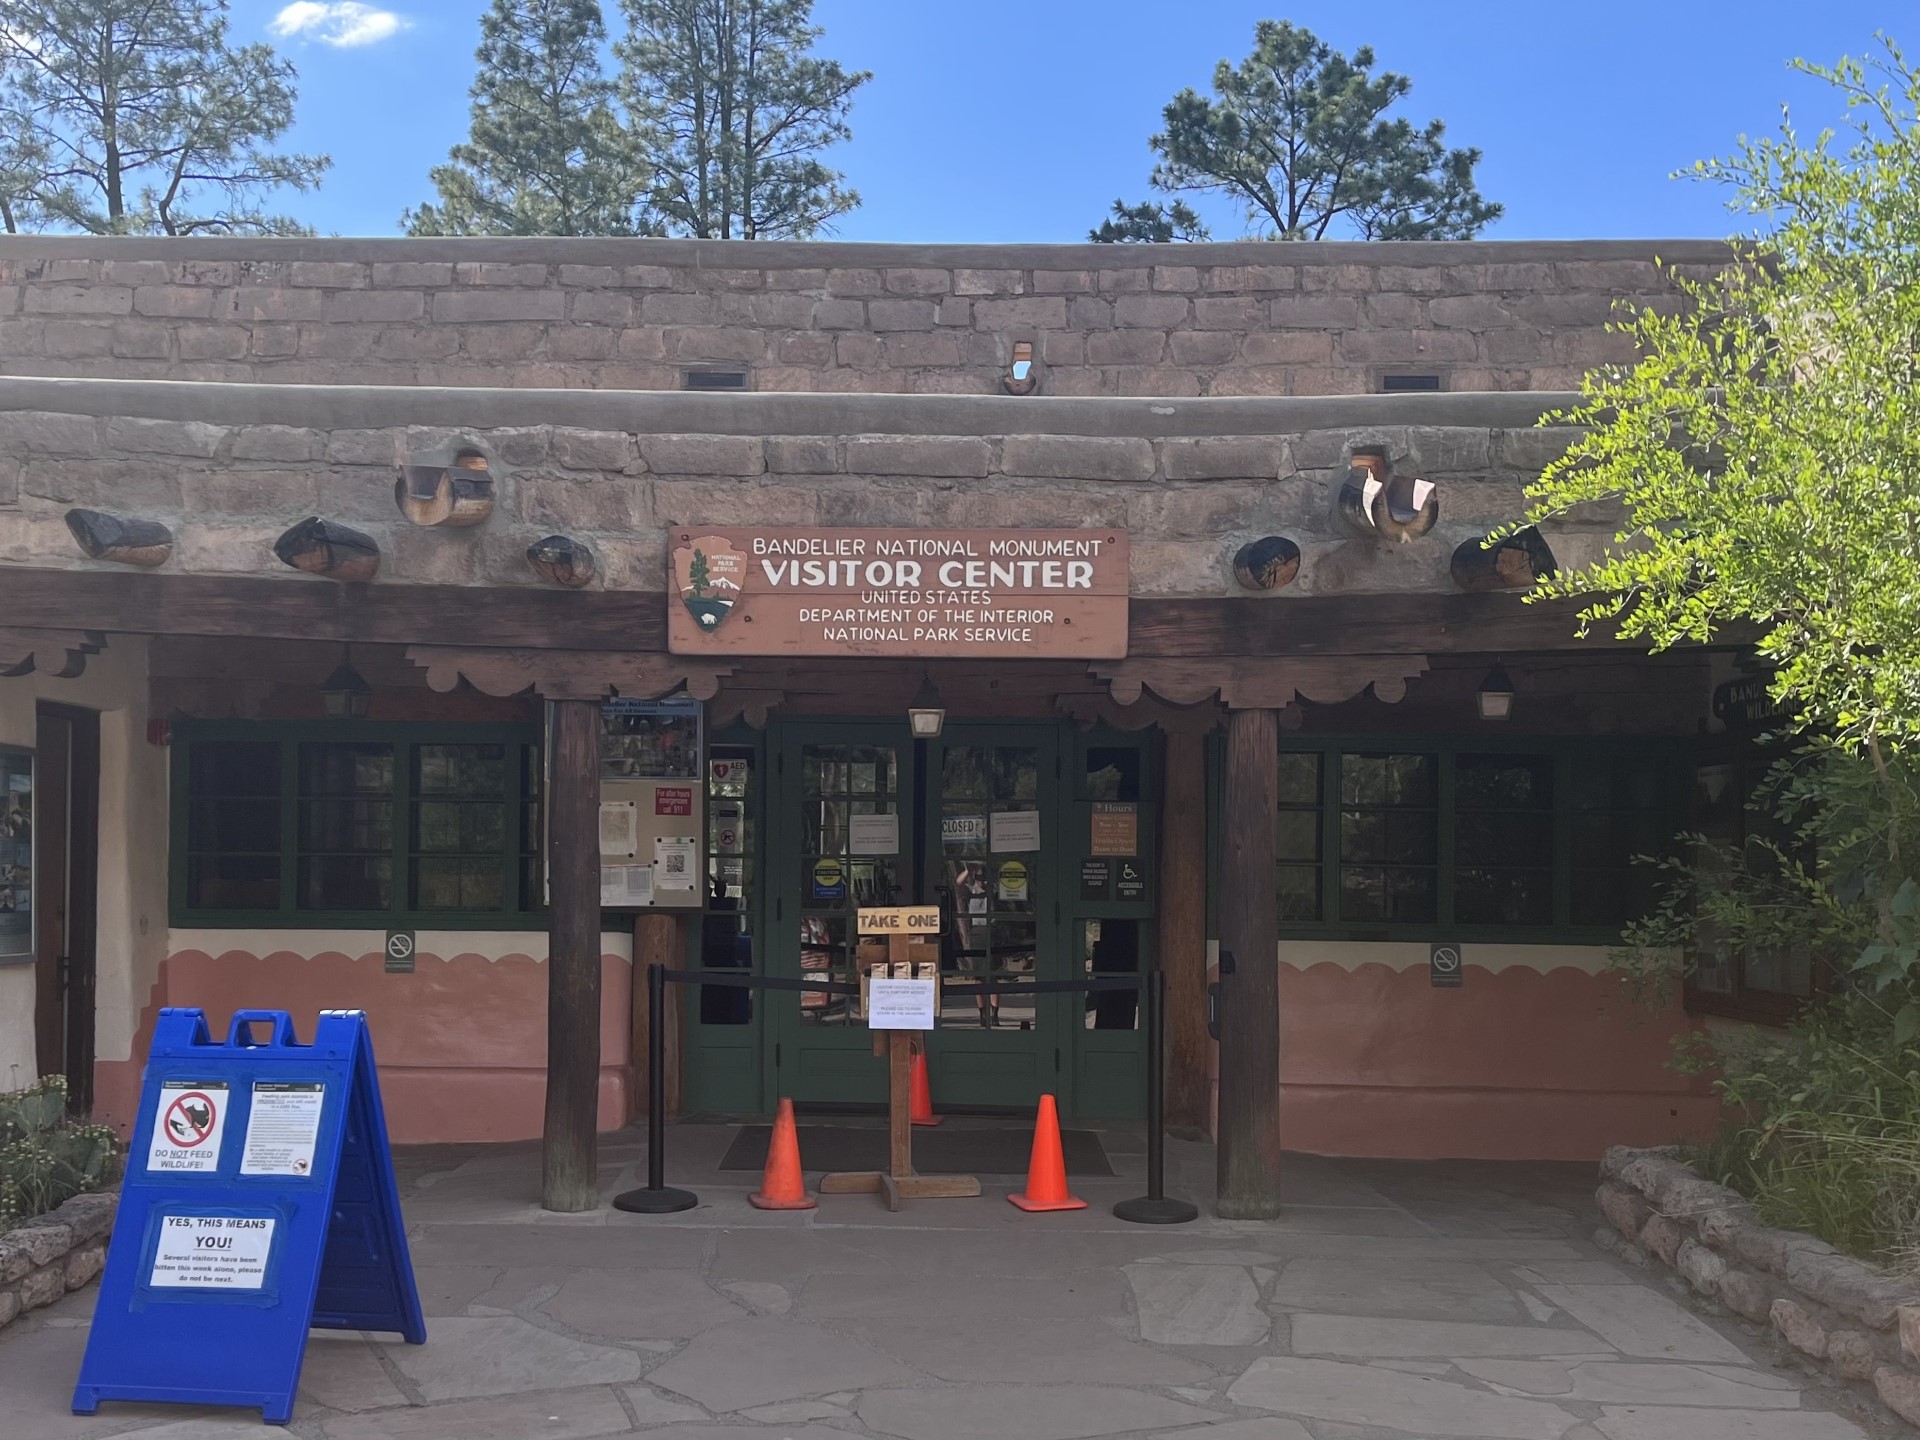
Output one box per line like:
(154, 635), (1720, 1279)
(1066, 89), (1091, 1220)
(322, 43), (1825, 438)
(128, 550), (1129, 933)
(593, 699), (704, 911)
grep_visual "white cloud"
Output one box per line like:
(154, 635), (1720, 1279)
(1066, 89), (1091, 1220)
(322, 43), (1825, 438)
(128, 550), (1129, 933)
(269, 2), (408, 48)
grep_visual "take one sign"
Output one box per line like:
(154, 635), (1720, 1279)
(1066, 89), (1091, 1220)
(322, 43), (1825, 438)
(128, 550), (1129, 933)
(668, 527), (1129, 658)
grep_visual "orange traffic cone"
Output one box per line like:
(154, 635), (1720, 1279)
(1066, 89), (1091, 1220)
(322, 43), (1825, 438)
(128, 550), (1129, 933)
(909, 1051), (943, 1127)
(1008, 1093), (1086, 1212)
(748, 1098), (816, 1210)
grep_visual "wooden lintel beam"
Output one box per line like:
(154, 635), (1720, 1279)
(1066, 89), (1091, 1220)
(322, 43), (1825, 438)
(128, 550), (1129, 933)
(0, 570), (1647, 659)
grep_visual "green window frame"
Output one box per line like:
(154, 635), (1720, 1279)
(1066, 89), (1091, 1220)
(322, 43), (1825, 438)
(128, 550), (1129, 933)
(1272, 736), (1686, 943)
(171, 720), (544, 929)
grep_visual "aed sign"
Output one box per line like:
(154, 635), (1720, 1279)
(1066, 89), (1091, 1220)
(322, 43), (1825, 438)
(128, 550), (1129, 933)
(857, 906), (941, 934)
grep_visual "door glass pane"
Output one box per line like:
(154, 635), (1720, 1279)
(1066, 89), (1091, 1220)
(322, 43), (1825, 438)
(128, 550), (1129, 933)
(1083, 918), (1140, 1030)
(939, 742), (1043, 1028)
(799, 743), (899, 1026)
(701, 747), (755, 1024)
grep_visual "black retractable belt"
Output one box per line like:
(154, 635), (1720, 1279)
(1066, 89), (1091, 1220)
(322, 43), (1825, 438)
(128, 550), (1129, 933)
(1112, 970), (1200, 1225)
(612, 966), (1196, 1222)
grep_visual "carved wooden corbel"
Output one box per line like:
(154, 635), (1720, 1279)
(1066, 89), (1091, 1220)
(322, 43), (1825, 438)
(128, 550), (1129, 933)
(1092, 655), (1429, 711)
(274, 518), (381, 582)
(0, 627), (107, 679)
(707, 688), (785, 729)
(65, 509), (173, 567)
(406, 647), (732, 703)
(1057, 690), (1221, 734)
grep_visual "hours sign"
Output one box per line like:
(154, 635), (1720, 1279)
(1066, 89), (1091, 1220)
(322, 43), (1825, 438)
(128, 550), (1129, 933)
(668, 527), (1129, 658)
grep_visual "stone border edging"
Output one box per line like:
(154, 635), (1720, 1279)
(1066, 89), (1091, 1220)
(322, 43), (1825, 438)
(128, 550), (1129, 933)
(1598, 1145), (1920, 1427)
(0, 1189), (116, 1329)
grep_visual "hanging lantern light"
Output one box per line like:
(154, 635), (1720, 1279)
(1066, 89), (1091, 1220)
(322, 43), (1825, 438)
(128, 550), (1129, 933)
(321, 648), (373, 719)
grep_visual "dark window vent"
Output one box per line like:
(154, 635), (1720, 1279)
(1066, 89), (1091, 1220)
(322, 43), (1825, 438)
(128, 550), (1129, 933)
(683, 367), (750, 391)
(1380, 372), (1442, 393)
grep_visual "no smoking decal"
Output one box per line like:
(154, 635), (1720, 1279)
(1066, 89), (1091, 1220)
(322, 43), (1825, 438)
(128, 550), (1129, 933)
(147, 1081), (230, 1173)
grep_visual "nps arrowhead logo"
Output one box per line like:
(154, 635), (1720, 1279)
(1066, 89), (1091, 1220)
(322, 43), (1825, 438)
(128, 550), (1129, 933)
(673, 534), (748, 631)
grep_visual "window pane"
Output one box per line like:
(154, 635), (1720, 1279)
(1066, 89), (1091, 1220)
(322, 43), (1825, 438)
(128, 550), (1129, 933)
(1338, 753), (1435, 924)
(297, 742), (394, 912)
(188, 740), (278, 798)
(1569, 753), (1674, 929)
(1277, 864), (1321, 921)
(185, 741), (285, 911)
(188, 854), (279, 911)
(1276, 809), (1319, 862)
(1456, 867), (1553, 926)
(1277, 751), (1321, 806)
(1455, 754), (1553, 809)
(300, 855), (390, 910)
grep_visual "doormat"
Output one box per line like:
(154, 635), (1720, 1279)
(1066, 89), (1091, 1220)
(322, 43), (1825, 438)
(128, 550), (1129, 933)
(718, 1124), (1115, 1177)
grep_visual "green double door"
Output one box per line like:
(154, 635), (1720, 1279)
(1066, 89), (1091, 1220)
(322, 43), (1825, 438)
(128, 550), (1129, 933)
(769, 720), (1071, 1111)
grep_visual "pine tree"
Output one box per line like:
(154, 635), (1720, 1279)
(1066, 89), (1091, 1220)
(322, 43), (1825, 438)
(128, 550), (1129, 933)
(406, 0), (647, 236)
(1088, 199), (1211, 244)
(0, 0), (327, 235)
(1098, 20), (1500, 242)
(617, 0), (868, 239)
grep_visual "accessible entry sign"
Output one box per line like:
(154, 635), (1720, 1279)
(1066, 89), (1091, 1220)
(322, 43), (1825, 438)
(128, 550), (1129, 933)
(73, 1008), (425, 1424)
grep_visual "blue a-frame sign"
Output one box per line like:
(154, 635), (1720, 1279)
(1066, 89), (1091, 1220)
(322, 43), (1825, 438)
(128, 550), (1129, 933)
(74, 1008), (426, 1424)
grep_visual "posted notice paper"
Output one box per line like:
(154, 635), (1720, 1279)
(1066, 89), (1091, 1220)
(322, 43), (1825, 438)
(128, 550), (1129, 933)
(239, 1081), (326, 1177)
(148, 1214), (275, 1290)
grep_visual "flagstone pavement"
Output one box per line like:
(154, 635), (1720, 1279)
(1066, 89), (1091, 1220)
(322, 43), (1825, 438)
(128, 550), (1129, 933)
(4, 1123), (1907, 1440)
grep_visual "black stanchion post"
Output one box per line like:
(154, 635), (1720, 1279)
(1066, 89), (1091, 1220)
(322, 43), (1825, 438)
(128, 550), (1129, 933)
(613, 963), (699, 1214)
(1114, 970), (1199, 1224)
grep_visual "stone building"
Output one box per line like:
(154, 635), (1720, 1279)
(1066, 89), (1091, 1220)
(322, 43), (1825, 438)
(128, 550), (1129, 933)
(0, 235), (1783, 1214)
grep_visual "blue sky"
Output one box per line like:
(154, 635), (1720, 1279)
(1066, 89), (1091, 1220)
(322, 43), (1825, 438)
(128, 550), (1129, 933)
(254, 0), (1901, 241)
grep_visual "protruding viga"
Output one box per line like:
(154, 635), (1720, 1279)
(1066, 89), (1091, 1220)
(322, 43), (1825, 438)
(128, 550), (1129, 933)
(1450, 526), (1557, 591)
(395, 447), (495, 528)
(1337, 453), (1439, 542)
(526, 535), (596, 588)
(273, 517), (381, 582)
(64, 509), (174, 567)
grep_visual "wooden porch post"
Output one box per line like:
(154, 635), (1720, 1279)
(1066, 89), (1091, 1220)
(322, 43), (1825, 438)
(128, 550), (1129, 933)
(1216, 706), (1281, 1218)
(544, 697), (603, 1213)
(1157, 729), (1211, 1133)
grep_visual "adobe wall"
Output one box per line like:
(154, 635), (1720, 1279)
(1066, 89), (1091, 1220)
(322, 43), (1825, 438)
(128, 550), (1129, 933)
(0, 237), (1727, 396)
(0, 381), (1601, 600)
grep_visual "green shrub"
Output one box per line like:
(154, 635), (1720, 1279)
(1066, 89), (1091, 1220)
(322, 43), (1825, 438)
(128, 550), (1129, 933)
(1688, 985), (1920, 1268)
(0, 1075), (123, 1227)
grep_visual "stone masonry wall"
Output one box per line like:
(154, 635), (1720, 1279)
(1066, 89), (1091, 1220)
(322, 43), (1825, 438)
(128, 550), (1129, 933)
(0, 237), (1728, 396)
(0, 385), (1597, 599)
(1597, 1146), (1920, 1430)
(0, 1189), (114, 1331)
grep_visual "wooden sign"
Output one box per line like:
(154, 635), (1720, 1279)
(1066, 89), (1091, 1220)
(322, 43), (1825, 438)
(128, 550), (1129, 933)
(668, 528), (1129, 658)
(857, 906), (942, 934)
(1090, 801), (1138, 856)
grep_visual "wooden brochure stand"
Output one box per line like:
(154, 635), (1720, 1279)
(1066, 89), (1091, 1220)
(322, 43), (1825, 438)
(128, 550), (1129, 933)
(819, 907), (982, 1211)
